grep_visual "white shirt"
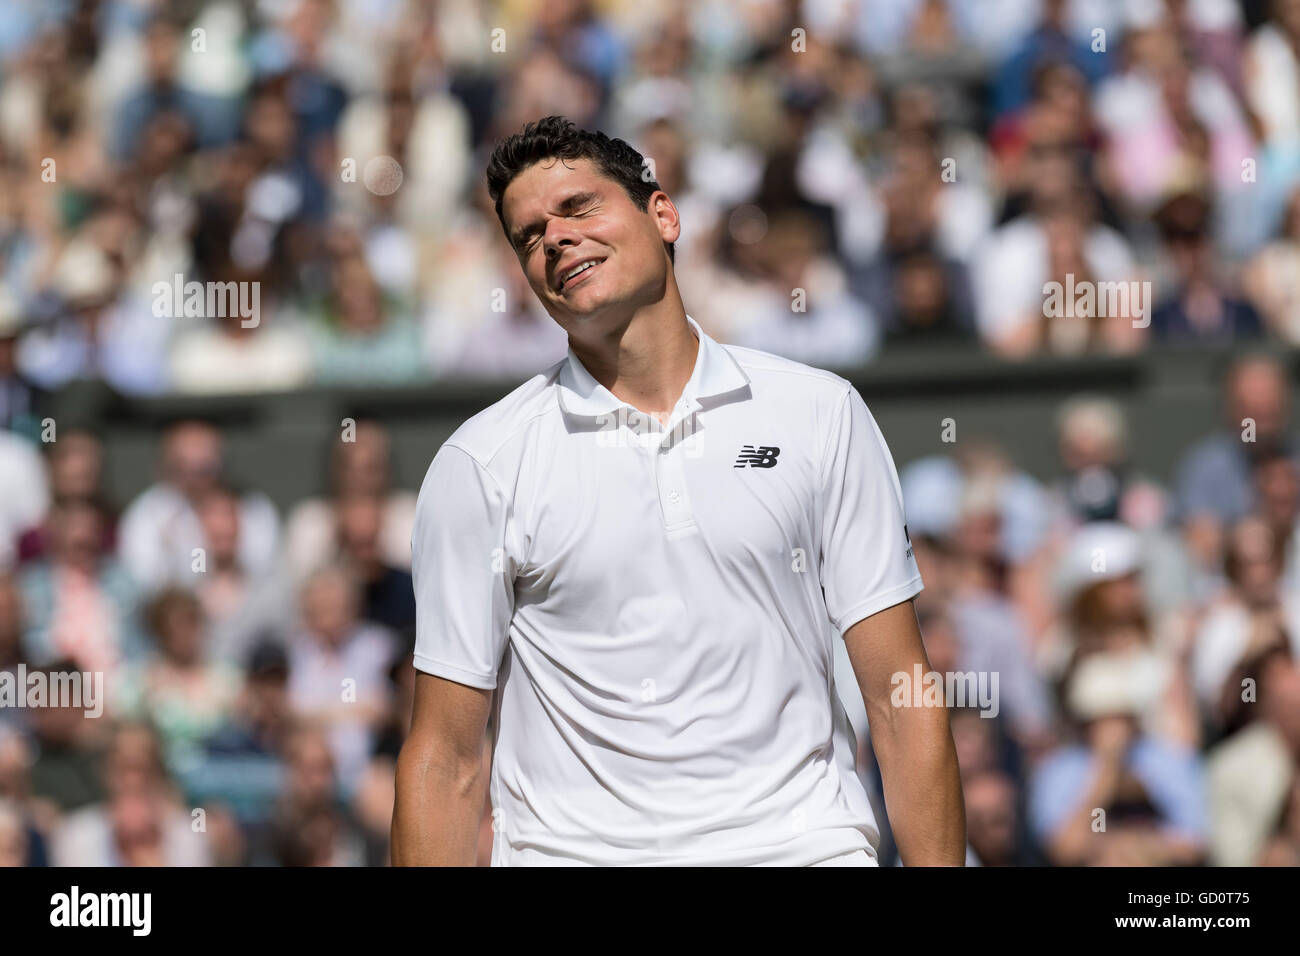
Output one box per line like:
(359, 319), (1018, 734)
(411, 315), (923, 865)
(118, 483), (280, 590)
(0, 432), (48, 570)
(288, 623), (396, 796)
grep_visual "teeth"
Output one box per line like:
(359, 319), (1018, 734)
(563, 261), (597, 284)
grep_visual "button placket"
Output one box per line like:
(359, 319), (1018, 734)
(655, 416), (696, 534)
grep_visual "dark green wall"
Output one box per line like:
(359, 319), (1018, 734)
(48, 345), (1291, 512)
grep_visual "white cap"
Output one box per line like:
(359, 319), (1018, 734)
(51, 239), (116, 307)
(1057, 521), (1143, 602)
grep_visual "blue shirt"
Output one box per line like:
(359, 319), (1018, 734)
(1029, 737), (1208, 844)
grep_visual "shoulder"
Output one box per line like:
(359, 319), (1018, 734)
(721, 342), (854, 406)
(436, 359), (565, 470)
(1178, 432), (1239, 471)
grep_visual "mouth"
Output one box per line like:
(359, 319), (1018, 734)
(555, 257), (606, 293)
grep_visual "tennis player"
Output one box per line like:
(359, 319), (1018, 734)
(392, 116), (965, 866)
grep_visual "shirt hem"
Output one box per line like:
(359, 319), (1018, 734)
(833, 576), (925, 636)
(412, 653), (498, 690)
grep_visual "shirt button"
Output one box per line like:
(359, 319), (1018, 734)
(668, 491), (681, 503)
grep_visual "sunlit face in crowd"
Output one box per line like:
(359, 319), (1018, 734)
(501, 157), (679, 338)
(301, 570), (359, 648)
(198, 492), (241, 564)
(49, 431), (102, 500)
(163, 423), (222, 499)
(1229, 361), (1288, 441)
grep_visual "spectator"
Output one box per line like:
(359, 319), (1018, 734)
(308, 253), (423, 387)
(1045, 521), (1199, 749)
(193, 484), (291, 666)
(334, 494), (415, 641)
(972, 151), (1141, 355)
(282, 420), (417, 584)
(1150, 192), (1263, 344)
(732, 209), (880, 367)
(1192, 517), (1300, 725)
(263, 727), (366, 867)
(1244, 183), (1300, 340)
(1174, 354), (1298, 564)
(852, 246), (977, 345)
(118, 420), (280, 589)
(16, 236), (172, 396)
(0, 726), (49, 866)
(109, 12), (239, 162)
(944, 477), (1056, 751)
(25, 662), (108, 818)
(286, 565), (395, 795)
(991, 0), (1110, 119)
(118, 587), (241, 769)
(964, 769), (1035, 866)
(1095, 26), (1254, 218)
(1243, 0), (1300, 149)
(1206, 651), (1300, 866)
(17, 428), (115, 563)
(1030, 664), (1208, 866)
(185, 641), (294, 833)
(19, 499), (142, 676)
(0, 428), (46, 569)
(0, 796), (32, 866)
(1050, 395), (1168, 531)
(51, 721), (210, 866)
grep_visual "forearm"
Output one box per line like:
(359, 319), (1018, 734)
(869, 703), (966, 866)
(391, 742), (486, 866)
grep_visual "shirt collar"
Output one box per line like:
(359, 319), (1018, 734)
(557, 315), (750, 421)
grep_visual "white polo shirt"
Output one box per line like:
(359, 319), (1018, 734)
(411, 315), (923, 865)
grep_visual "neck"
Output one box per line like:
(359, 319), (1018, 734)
(567, 294), (697, 420)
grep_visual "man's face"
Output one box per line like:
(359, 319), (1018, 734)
(1230, 363), (1288, 440)
(501, 157), (678, 337)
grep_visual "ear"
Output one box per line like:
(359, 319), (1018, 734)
(649, 191), (681, 245)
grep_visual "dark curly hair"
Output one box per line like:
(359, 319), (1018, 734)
(485, 115), (674, 264)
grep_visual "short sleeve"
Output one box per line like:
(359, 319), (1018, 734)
(819, 386), (923, 635)
(410, 443), (516, 689)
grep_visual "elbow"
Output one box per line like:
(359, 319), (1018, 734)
(395, 734), (485, 800)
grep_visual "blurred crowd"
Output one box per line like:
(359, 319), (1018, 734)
(1, 417), (417, 865)
(872, 350), (1300, 867)
(1, 0), (1300, 866)
(1, 0), (1300, 408)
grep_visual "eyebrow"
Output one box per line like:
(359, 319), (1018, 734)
(511, 190), (598, 249)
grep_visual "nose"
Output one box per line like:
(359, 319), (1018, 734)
(543, 220), (581, 261)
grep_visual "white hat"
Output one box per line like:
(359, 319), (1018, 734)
(51, 239), (116, 308)
(1057, 521), (1143, 602)
(900, 456), (963, 539)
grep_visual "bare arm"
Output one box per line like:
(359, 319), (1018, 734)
(391, 672), (493, 866)
(845, 599), (966, 866)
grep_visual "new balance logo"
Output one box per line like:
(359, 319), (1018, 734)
(734, 445), (781, 468)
